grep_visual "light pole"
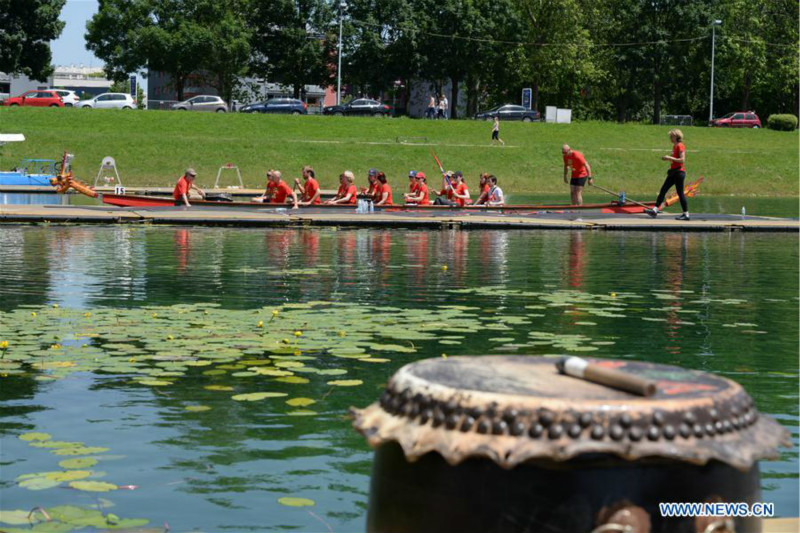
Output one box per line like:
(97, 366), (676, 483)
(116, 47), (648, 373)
(708, 19), (722, 124)
(337, 0), (346, 105)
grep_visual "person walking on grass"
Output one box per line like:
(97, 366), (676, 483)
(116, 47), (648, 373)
(491, 116), (504, 146)
(426, 95), (436, 119)
(439, 95), (448, 119)
(562, 144), (593, 205)
(646, 129), (689, 220)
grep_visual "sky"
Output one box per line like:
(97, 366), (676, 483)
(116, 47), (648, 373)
(50, 0), (102, 68)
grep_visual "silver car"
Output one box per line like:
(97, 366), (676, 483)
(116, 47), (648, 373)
(52, 89), (80, 107)
(172, 95), (228, 113)
(78, 93), (137, 109)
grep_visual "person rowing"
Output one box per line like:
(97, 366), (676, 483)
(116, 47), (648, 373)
(407, 170), (419, 197)
(295, 165), (321, 206)
(374, 172), (393, 206)
(173, 167), (205, 207)
(562, 144), (593, 205)
(404, 171), (430, 205)
(433, 170), (470, 206)
(267, 170), (299, 209)
(486, 175), (505, 206)
(254, 169), (277, 203)
(645, 129), (690, 220)
(473, 173), (491, 205)
(362, 168), (380, 200)
(326, 171), (358, 205)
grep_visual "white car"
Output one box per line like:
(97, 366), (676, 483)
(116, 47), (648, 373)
(78, 93), (137, 110)
(52, 89), (80, 107)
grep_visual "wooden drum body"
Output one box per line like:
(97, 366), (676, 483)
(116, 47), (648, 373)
(353, 357), (789, 533)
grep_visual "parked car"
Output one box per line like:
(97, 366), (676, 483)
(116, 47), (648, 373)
(52, 89), (80, 107)
(710, 111), (761, 128)
(1, 90), (65, 107)
(78, 93), (137, 109)
(240, 98), (308, 114)
(323, 98), (392, 117)
(172, 95), (228, 112)
(475, 104), (540, 122)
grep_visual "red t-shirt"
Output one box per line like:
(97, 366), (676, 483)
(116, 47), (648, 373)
(173, 175), (191, 200)
(564, 150), (589, 178)
(409, 180), (419, 194)
(417, 183), (430, 205)
(671, 142), (685, 171)
(454, 182), (469, 207)
(379, 183), (393, 205)
(271, 180), (293, 204)
(304, 177), (320, 204)
(336, 183), (347, 198)
(345, 184), (358, 204)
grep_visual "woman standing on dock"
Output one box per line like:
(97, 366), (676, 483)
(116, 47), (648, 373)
(646, 129), (689, 220)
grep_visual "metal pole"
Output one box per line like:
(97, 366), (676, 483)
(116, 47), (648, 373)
(709, 22), (718, 123)
(337, 4), (343, 105)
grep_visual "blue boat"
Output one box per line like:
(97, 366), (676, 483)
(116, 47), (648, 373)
(0, 158), (57, 186)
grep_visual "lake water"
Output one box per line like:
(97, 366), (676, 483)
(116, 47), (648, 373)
(0, 225), (797, 532)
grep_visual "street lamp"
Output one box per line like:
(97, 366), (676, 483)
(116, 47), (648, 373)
(337, 0), (346, 105)
(708, 19), (722, 124)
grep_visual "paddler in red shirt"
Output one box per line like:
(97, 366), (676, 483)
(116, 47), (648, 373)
(268, 170), (299, 209)
(173, 168), (205, 206)
(474, 173), (491, 205)
(362, 168), (381, 200)
(562, 144), (594, 205)
(404, 171), (430, 205)
(646, 129), (689, 220)
(295, 165), (321, 205)
(254, 170), (278, 203)
(434, 170), (470, 206)
(407, 170), (419, 196)
(375, 172), (393, 206)
(326, 171), (358, 205)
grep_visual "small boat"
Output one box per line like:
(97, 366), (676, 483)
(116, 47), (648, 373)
(0, 134), (57, 186)
(49, 152), (702, 215)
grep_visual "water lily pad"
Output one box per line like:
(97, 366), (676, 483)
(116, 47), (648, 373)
(278, 497), (315, 507)
(0, 510), (34, 525)
(204, 385), (233, 391)
(286, 397), (316, 407)
(19, 432), (52, 442)
(287, 410), (317, 416)
(69, 481), (118, 492)
(327, 379), (363, 387)
(275, 376), (310, 384)
(52, 446), (109, 456)
(58, 458), (98, 469)
(185, 405), (212, 412)
(231, 392), (288, 401)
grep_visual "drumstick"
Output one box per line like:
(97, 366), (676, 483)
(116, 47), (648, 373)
(556, 356), (657, 397)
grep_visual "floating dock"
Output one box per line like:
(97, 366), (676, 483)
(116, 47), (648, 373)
(0, 204), (796, 232)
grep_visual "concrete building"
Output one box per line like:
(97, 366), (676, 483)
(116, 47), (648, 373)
(0, 65), (112, 100)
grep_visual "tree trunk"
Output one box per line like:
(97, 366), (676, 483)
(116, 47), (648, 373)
(293, 83), (301, 99)
(532, 82), (539, 111)
(653, 77), (662, 125)
(465, 73), (478, 116)
(450, 76), (459, 120)
(741, 71), (751, 110)
(175, 72), (185, 102)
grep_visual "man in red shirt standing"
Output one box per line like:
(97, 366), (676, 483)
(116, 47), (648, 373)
(269, 170), (299, 209)
(173, 168), (205, 206)
(562, 144), (594, 205)
(646, 129), (689, 220)
(295, 166), (321, 205)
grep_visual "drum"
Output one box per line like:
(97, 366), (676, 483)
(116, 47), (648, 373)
(352, 356), (789, 533)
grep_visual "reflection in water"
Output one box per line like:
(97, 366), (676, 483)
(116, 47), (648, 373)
(0, 226), (797, 532)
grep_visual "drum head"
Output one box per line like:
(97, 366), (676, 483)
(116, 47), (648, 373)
(352, 356), (789, 470)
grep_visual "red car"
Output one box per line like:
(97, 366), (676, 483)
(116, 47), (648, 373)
(1, 90), (65, 107)
(710, 111), (761, 128)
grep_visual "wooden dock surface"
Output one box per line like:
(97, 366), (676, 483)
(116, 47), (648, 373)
(0, 204), (796, 232)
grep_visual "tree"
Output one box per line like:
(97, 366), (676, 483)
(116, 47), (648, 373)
(86, 0), (251, 102)
(248, 0), (334, 99)
(0, 0), (66, 80)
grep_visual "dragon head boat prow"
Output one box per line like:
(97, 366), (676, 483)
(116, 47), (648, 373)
(49, 151), (98, 198)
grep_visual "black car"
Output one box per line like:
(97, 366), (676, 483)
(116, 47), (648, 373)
(240, 98), (308, 114)
(323, 98), (393, 117)
(475, 104), (540, 122)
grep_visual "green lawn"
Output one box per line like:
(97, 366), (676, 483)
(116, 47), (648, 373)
(1, 107), (797, 197)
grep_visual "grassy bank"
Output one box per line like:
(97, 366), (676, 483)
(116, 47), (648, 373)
(1, 107), (797, 197)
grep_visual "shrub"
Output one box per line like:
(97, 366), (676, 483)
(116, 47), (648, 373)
(767, 114), (798, 131)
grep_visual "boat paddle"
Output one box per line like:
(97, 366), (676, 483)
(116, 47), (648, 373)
(430, 148), (454, 192)
(589, 182), (652, 210)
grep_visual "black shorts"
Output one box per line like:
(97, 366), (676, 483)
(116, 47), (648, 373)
(570, 177), (588, 187)
(491, 130), (499, 140)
